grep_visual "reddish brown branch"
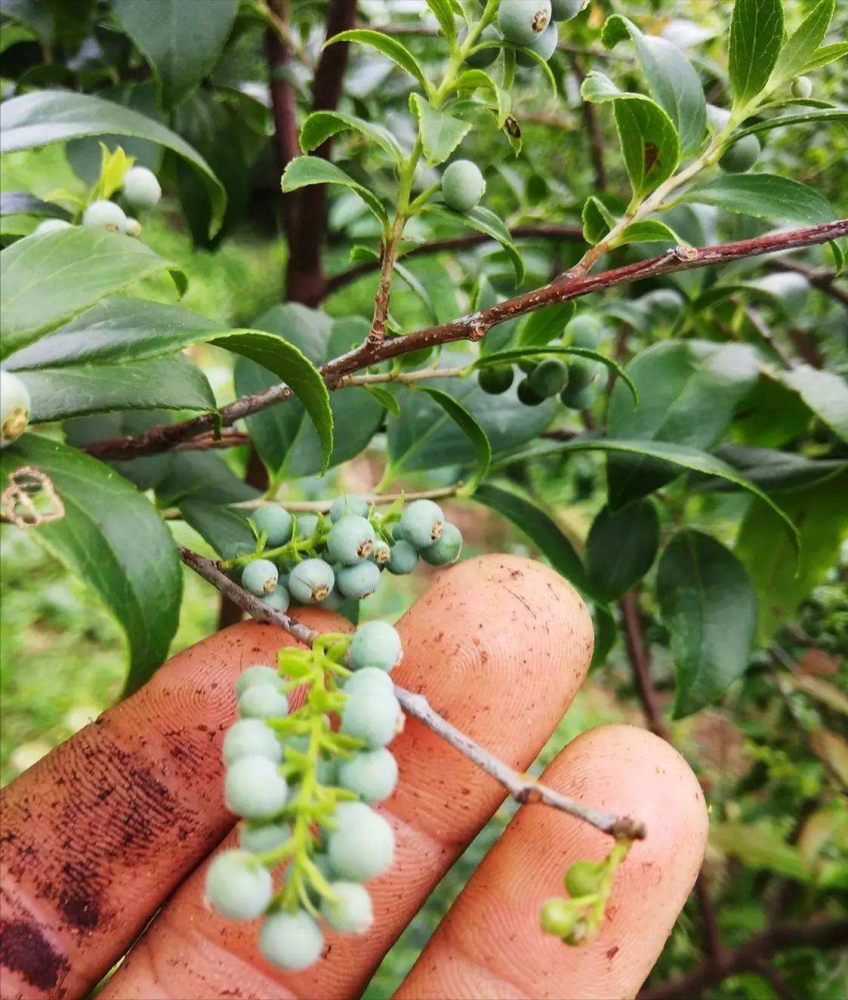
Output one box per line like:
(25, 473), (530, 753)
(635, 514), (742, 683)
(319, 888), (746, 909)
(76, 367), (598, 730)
(265, 0), (301, 242)
(768, 258), (848, 311)
(620, 590), (667, 739)
(571, 57), (606, 191)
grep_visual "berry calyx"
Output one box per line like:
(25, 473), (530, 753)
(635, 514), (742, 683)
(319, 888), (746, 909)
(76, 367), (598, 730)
(205, 850), (272, 921)
(349, 620), (403, 672)
(441, 160), (486, 212)
(242, 558), (279, 596)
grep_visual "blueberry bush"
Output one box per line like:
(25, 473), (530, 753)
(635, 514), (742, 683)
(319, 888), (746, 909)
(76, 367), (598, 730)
(1, 0), (847, 996)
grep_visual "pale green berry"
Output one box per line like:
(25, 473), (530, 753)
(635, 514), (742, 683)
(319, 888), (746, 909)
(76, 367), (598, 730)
(540, 897), (579, 937)
(124, 217), (142, 237)
(295, 512), (320, 539)
(420, 522), (463, 566)
(0, 370), (31, 448)
(498, 0), (552, 46)
(551, 0), (583, 21)
(517, 21), (558, 64)
(400, 499), (444, 548)
(565, 358), (597, 392)
(529, 359), (569, 398)
(791, 75), (813, 99)
(205, 849), (272, 921)
(441, 160), (486, 212)
(321, 881), (373, 934)
(350, 620), (402, 673)
(327, 514), (375, 565)
(370, 540), (391, 566)
(518, 378), (545, 406)
(642, 288), (684, 326)
(33, 218), (72, 236)
(238, 683), (289, 720)
(225, 755), (288, 819)
(288, 559), (335, 603)
(336, 560), (381, 600)
(259, 909), (324, 971)
(240, 820), (291, 854)
(330, 495), (370, 522)
(235, 665), (282, 698)
(340, 688), (401, 749)
(242, 558), (279, 596)
(82, 199), (128, 232)
(567, 313), (603, 349)
(122, 165), (162, 207)
(478, 365), (514, 395)
(338, 748), (398, 803)
(253, 504), (293, 546)
(344, 667), (395, 696)
(387, 540), (419, 575)
(327, 801), (395, 881)
(719, 133), (760, 172)
(565, 859), (604, 897)
(263, 584), (290, 613)
(560, 384), (594, 410)
(223, 718), (282, 766)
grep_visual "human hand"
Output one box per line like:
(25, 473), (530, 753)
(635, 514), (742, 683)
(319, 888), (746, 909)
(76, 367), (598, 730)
(0, 555), (706, 1000)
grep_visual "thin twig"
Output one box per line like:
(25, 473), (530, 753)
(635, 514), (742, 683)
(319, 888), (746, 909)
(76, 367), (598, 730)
(767, 258), (848, 311)
(571, 56), (606, 191)
(179, 546), (646, 842)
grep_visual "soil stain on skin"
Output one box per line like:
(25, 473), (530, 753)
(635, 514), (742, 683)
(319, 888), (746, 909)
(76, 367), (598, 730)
(0, 918), (69, 993)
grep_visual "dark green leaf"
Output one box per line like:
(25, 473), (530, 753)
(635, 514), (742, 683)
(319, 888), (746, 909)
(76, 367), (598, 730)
(730, 109), (848, 143)
(0, 192), (70, 219)
(423, 204), (524, 284)
(782, 365), (848, 443)
(517, 302), (576, 348)
(299, 110), (403, 161)
(155, 451), (259, 507)
(586, 500), (660, 601)
(281, 156), (388, 226)
(179, 500), (257, 561)
(425, 0), (457, 43)
(409, 94), (471, 166)
(705, 445), (846, 493)
(770, 0), (835, 87)
(393, 260), (438, 324)
(728, 0), (784, 106)
(64, 410), (175, 491)
(365, 384), (401, 417)
(326, 30), (429, 92)
(415, 386), (491, 495)
(582, 194), (619, 244)
(614, 219), (684, 247)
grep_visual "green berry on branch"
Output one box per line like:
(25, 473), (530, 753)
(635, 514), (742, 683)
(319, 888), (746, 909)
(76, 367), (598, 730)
(551, 0), (584, 21)
(791, 75), (813, 99)
(223, 718), (283, 766)
(327, 801), (395, 881)
(565, 859), (604, 897)
(0, 370), (31, 448)
(238, 682), (289, 720)
(478, 365), (514, 395)
(340, 688), (402, 748)
(421, 522), (463, 566)
(566, 358), (597, 392)
(517, 377), (545, 406)
(252, 504), (293, 546)
(641, 288), (684, 326)
(441, 160), (486, 212)
(327, 514), (375, 565)
(344, 667), (395, 696)
(400, 499), (445, 548)
(338, 748), (398, 803)
(259, 909), (324, 971)
(498, 0), (552, 46)
(387, 539), (419, 575)
(560, 383), (594, 411)
(529, 358), (569, 398)
(263, 583), (290, 613)
(336, 559), (381, 599)
(240, 820), (291, 854)
(317, 585), (348, 611)
(224, 755), (288, 819)
(719, 133), (760, 172)
(330, 495), (370, 522)
(539, 897), (579, 937)
(235, 664), (282, 697)
(205, 849), (273, 921)
(370, 540), (391, 566)
(321, 881), (374, 934)
(288, 558), (335, 603)
(295, 512), (321, 539)
(350, 620), (402, 673)
(82, 199), (128, 232)
(33, 218), (73, 236)
(242, 558), (279, 596)
(467, 26), (501, 68)
(122, 165), (162, 208)
(566, 313), (603, 349)
(517, 22), (559, 65)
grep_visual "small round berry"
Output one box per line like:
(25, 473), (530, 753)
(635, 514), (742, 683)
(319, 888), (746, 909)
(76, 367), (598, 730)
(33, 218), (73, 236)
(330, 495), (370, 522)
(263, 583), (291, 613)
(498, 0), (552, 46)
(236, 665), (282, 698)
(420, 522), (463, 566)
(327, 801), (395, 881)
(370, 540), (391, 566)
(560, 383), (594, 410)
(400, 499), (445, 548)
(82, 199), (128, 232)
(565, 358), (597, 391)
(259, 909), (323, 971)
(517, 21), (558, 65)
(124, 217), (142, 237)
(387, 540), (419, 575)
(441, 159), (486, 212)
(341, 688), (401, 748)
(565, 859), (604, 897)
(295, 512), (321, 539)
(529, 358), (569, 398)
(567, 313), (603, 349)
(336, 560), (382, 600)
(122, 165), (162, 207)
(641, 288), (685, 326)
(518, 357), (538, 374)
(288, 559), (335, 603)
(253, 504), (294, 546)
(238, 683), (289, 721)
(517, 377), (545, 406)
(467, 26), (500, 68)
(338, 748), (398, 803)
(242, 558), (279, 596)
(551, 0), (583, 21)
(205, 849), (272, 921)
(791, 75), (813, 99)
(317, 585), (348, 611)
(225, 756), (288, 819)
(240, 820), (291, 854)
(344, 667), (395, 697)
(223, 718), (282, 766)
(350, 620), (402, 672)
(321, 881), (373, 934)
(0, 370), (31, 448)
(327, 514), (375, 565)
(478, 365), (514, 395)
(540, 897), (579, 937)
(389, 521), (408, 543)
(719, 133), (760, 172)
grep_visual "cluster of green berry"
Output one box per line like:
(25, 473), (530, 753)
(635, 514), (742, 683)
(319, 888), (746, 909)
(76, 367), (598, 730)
(235, 497), (463, 611)
(32, 165), (161, 239)
(206, 622), (404, 971)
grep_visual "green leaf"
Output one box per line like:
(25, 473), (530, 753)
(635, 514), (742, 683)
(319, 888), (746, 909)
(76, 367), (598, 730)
(423, 205), (524, 284)
(770, 0), (835, 87)
(0, 230), (186, 360)
(586, 500), (660, 602)
(602, 15), (707, 155)
(517, 301), (576, 348)
(730, 109), (848, 143)
(799, 40), (848, 73)
(658, 530), (757, 717)
(503, 44), (557, 97)
(281, 156), (388, 226)
(299, 110), (403, 162)
(582, 194), (619, 244)
(0, 192), (70, 219)
(409, 94), (471, 167)
(393, 260), (438, 323)
(782, 365), (848, 443)
(415, 386), (491, 495)
(178, 500), (257, 561)
(425, 0), (457, 44)
(0, 434), (182, 693)
(683, 174), (837, 227)
(710, 823), (808, 881)
(0, 90), (226, 235)
(155, 451), (259, 507)
(17, 354), (216, 422)
(705, 446), (845, 494)
(112, 0), (238, 110)
(728, 0), (784, 106)
(326, 29), (429, 92)
(606, 341), (759, 506)
(613, 219), (685, 247)
(365, 384), (401, 417)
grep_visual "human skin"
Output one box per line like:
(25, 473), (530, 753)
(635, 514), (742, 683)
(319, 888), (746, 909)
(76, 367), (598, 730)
(0, 555), (707, 1000)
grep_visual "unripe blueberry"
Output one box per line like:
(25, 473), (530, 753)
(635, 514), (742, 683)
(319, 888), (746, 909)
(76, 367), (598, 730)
(321, 881), (373, 934)
(327, 514), (375, 565)
(205, 849), (272, 920)
(389, 521), (408, 543)
(295, 512), (321, 539)
(387, 540), (419, 575)
(642, 288), (684, 325)
(239, 683), (289, 720)
(420, 522), (463, 566)
(467, 26), (500, 68)
(370, 540), (391, 566)
(240, 820), (291, 853)
(0, 370), (31, 448)
(719, 133), (760, 172)
(253, 504), (294, 546)
(566, 359), (597, 392)
(791, 75), (813, 99)
(223, 718), (282, 766)
(336, 560), (381, 600)
(122, 165), (162, 207)
(317, 585), (347, 611)
(565, 859), (604, 897)
(330, 495), (370, 522)
(518, 358), (538, 375)
(441, 160), (486, 212)
(478, 365), (514, 395)
(259, 909), (323, 971)
(236, 665), (282, 698)
(225, 756), (288, 819)
(517, 377), (545, 406)
(263, 583), (291, 613)
(242, 558), (279, 596)
(341, 688), (401, 748)
(33, 218), (73, 236)
(529, 358), (569, 398)
(551, 0), (583, 20)
(124, 217), (142, 237)
(288, 558), (335, 603)
(350, 620), (403, 672)
(344, 667), (395, 696)
(82, 199), (128, 232)
(540, 897), (579, 937)
(706, 104), (731, 133)
(560, 383), (594, 410)
(567, 313), (603, 349)
(327, 801), (395, 881)
(516, 21), (558, 65)
(498, 0), (552, 46)
(400, 499), (445, 548)
(338, 748), (398, 803)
